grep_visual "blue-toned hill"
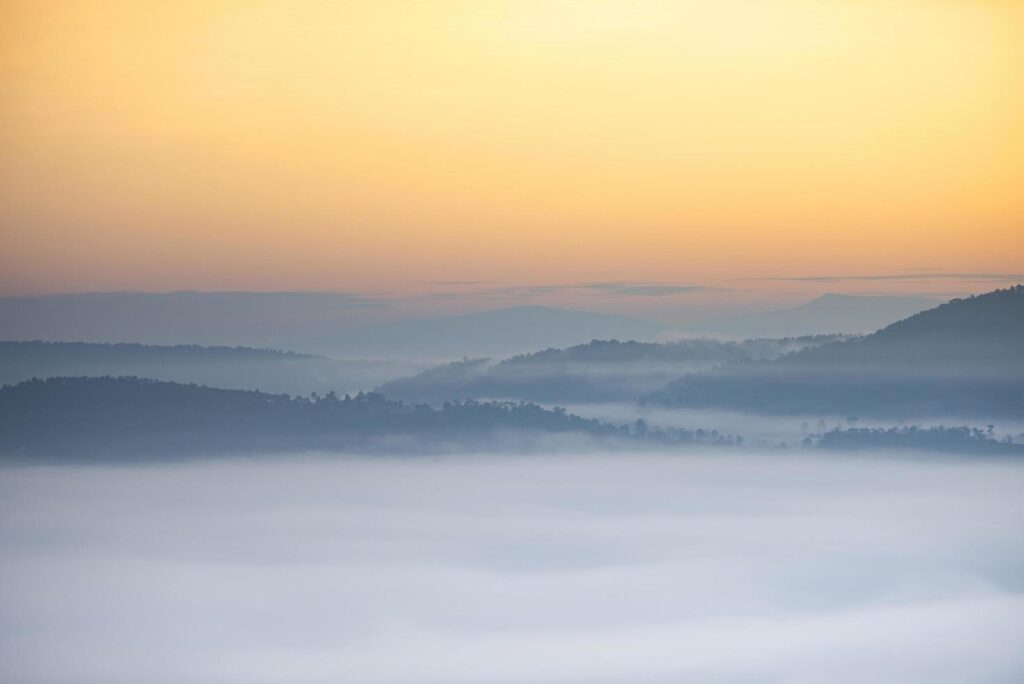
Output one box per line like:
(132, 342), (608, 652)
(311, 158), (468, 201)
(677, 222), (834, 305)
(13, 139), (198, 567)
(0, 376), (734, 459)
(644, 286), (1024, 418)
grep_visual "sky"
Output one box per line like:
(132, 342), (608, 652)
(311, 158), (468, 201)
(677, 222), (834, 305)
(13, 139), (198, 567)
(1, 0), (1022, 307)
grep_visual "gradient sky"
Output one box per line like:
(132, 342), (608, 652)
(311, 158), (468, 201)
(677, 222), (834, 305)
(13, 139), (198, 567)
(1, 0), (1022, 306)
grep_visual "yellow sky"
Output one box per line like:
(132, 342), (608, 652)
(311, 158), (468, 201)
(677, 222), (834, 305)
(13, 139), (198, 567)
(1, 0), (1022, 298)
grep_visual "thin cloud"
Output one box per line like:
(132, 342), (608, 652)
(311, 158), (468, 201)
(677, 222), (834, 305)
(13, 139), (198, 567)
(427, 282), (718, 299)
(424, 280), (497, 286)
(745, 272), (1024, 283)
(840, 290), (963, 298)
(2, 290), (394, 308)
(580, 282), (716, 297)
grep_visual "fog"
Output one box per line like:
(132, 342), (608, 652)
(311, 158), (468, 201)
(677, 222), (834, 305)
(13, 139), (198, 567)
(2, 451), (1024, 683)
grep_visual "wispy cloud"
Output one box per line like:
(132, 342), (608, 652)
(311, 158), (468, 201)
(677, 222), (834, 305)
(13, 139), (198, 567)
(746, 272), (1024, 283)
(426, 281), (719, 299)
(579, 282), (715, 297)
(840, 290), (964, 298)
(3, 290), (395, 308)
(424, 280), (496, 286)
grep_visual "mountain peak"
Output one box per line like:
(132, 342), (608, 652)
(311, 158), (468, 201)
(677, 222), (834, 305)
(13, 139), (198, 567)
(871, 284), (1024, 340)
(696, 293), (937, 338)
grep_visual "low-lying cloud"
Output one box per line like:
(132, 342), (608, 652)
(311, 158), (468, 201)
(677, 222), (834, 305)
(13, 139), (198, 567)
(2, 451), (1023, 683)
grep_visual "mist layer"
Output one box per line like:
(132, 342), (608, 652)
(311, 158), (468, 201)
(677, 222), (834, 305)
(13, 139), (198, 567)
(1, 451), (1023, 683)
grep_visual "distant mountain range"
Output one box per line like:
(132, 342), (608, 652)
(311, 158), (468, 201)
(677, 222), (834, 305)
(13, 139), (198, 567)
(645, 286), (1024, 417)
(2, 376), (1015, 460)
(0, 291), (942, 360)
(304, 306), (665, 359)
(377, 335), (848, 404)
(0, 291), (382, 350)
(5, 285), (1021, 458)
(0, 341), (427, 396)
(692, 293), (938, 338)
(0, 293), (664, 360)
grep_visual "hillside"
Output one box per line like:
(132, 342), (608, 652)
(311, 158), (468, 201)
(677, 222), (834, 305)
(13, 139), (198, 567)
(793, 285), (1024, 369)
(645, 286), (1024, 417)
(694, 293), (938, 338)
(0, 376), (738, 459)
(0, 377), (619, 458)
(378, 335), (847, 404)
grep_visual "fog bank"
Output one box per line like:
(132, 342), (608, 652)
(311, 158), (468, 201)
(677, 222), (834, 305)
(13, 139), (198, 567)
(2, 451), (1023, 683)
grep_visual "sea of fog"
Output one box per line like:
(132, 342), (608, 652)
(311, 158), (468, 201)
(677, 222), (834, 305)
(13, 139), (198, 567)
(2, 450), (1024, 683)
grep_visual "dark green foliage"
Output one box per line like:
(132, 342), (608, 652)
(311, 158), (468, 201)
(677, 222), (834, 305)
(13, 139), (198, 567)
(817, 425), (1024, 455)
(0, 376), (734, 460)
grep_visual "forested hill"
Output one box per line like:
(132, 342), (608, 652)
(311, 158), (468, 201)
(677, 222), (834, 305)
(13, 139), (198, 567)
(644, 286), (1024, 417)
(378, 335), (847, 404)
(693, 293), (936, 338)
(786, 285), (1024, 370)
(0, 377), (729, 459)
(870, 285), (1024, 339)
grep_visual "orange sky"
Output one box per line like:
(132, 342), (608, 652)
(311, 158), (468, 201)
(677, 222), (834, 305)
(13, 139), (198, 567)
(1, 0), (1022, 301)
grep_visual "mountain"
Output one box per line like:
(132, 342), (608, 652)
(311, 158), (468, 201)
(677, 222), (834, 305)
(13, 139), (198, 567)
(307, 306), (665, 360)
(776, 286), (1023, 371)
(693, 293), (938, 338)
(0, 377), (734, 459)
(644, 286), (1024, 418)
(0, 291), (383, 350)
(0, 341), (427, 396)
(0, 293), (664, 361)
(377, 335), (848, 404)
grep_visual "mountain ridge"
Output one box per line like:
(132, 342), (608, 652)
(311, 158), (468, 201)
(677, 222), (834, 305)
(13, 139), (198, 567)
(644, 286), (1024, 417)
(306, 305), (665, 359)
(377, 335), (848, 404)
(0, 376), (738, 459)
(692, 292), (938, 338)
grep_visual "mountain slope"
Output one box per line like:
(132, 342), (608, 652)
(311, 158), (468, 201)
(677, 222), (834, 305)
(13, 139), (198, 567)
(378, 335), (847, 404)
(785, 285), (1024, 370)
(645, 286), (1024, 417)
(0, 376), (621, 459)
(0, 376), (742, 459)
(694, 293), (938, 338)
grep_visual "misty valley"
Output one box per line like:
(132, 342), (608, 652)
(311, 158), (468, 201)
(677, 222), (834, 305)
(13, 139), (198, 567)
(3, 286), (1023, 460)
(2, 286), (1023, 683)
(4, 3), (1022, 680)
(4, 452), (1024, 683)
